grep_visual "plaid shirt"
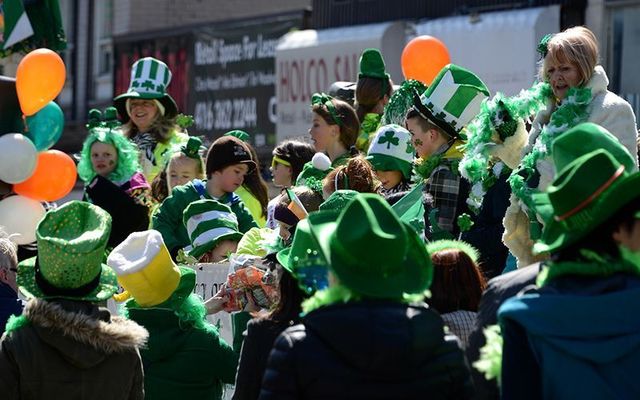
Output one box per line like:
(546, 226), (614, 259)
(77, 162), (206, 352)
(423, 150), (470, 241)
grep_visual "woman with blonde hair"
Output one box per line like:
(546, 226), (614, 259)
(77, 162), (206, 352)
(461, 26), (638, 268)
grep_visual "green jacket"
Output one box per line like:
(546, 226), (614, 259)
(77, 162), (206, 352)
(126, 307), (238, 400)
(152, 180), (257, 254)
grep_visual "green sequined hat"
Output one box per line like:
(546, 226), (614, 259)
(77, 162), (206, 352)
(113, 57), (178, 122)
(17, 201), (118, 302)
(412, 64), (490, 139)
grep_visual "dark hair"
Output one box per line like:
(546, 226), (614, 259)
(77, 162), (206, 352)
(272, 140), (316, 182)
(243, 144), (269, 219)
(553, 197), (640, 262)
(274, 186), (324, 215)
(405, 108), (448, 138)
(428, 249), (487, 313)
(323, 156), (380, 196)
(312, 98), (360, 149)
(355, 76), (392, 122)
(259, 254), (307, 323)
(151, 169), (169, 203)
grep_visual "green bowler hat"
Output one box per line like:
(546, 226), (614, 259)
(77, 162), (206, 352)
(307, 193), (433, 299)
(113, 57), (178, 121)
(412, 64), (490, 139)
(17, 201), (118, 302)
(533, 149), (640, 254)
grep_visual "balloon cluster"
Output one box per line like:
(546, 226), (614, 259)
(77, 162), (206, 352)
(0, 49), (75, 244)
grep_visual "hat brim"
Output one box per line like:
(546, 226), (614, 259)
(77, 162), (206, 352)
(113, 92), (178, 122)
(276, 247), (292, 273)
(308, 211), (432, 298)
(534, 173), (640, 254)
(17, 257), (118, 302)
(365, 154), (412, 179)
(188, 232), (244, 260)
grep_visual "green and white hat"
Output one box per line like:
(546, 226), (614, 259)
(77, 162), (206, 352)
(113, 57), (178, 121)
(366, 124), (414, 179)
(183, 199), (243, 259)
(412, 64), (490, 139)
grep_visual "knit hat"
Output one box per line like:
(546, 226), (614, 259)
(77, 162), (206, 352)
(358, 48), (391, 81)
(205, 135), (256, 175)
(318, 189), (358, 213)
(295, 152), (334, 193)
(183, 199), (244, 259)
(224, 130), (250, 143)
(366, 124), (414, 179)
(107, 230), (195, 308)
(307, 193), (432, 298)
(533, 149), (640, 254)
(412, 64), (490, 139)
(17, 201), (118, 302)
(276, 218), (329, 294)
(113, 57), (178, 122)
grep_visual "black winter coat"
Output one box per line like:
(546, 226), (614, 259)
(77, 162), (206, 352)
(259, 301), (473, 400)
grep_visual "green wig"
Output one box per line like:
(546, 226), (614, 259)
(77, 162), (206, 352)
(77, 127), (141, 183)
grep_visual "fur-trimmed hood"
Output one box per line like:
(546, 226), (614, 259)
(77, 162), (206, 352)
(22, 298), (148, 368)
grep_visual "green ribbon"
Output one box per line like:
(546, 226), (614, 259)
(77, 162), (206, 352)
(311, 93), (342, 126)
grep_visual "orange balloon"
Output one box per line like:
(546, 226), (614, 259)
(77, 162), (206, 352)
(14, 150), (77, 202)
(16, 49), (66, 116)
(401, 36), (450, 85)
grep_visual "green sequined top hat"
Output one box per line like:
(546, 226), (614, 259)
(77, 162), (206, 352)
(113, 57), (178, 122)
(366, 124), (414, 179)
(224, 130), (250, 143)
(533, 149), (640, 255)
(412, 64), (490, 139)
(183, 199), (244, 259)
(358, 48), (390, 81)
(276, 218), (329, 294)
(307, 193), (433, 298)
(17, 201), (118, 302)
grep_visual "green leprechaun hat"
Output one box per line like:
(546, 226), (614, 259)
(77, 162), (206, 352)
(358, 48), (390, 81)
(276, 217), (330, 294)
(366, 124), (414, 179)
(113, 57), (178, 121)
(412, 64), (490, 139)
(533, 149), (640, 254)
(183, 199), (244, 259)
(307, 193), (432, 298)
(17, 201), (118, 302)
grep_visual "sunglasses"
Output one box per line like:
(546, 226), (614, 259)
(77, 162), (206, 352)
(271, 156), (292, 169)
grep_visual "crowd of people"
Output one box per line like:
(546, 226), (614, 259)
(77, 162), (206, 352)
(1, 25), (640, 399)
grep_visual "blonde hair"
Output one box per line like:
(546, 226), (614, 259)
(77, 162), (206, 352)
(0, 229), (17, 273)
(539, 26), (599, 85)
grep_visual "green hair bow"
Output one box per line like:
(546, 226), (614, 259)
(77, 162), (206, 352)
(311, 92), (342, 126)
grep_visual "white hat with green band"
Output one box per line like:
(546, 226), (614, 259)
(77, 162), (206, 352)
(412, 64), (490, 139)
(366, 124), (414, 179)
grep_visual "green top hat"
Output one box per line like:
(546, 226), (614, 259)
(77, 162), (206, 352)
(276, 218), (329, 294)
(533, 149), (640, 254)
(17, 201), (118, 302)
(366, 124), (414, 179)
(307, 193), (433, 299)
(183, 199), (243, 259)
(113, 57), (178, 122)
(412, 64), (490, 139)
(224, 130), (250, 143)
(358, 48), (390, 81)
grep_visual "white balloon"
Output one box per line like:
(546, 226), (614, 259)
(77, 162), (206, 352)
(0, 195), (45, 245)
(0, 133), (38, 184)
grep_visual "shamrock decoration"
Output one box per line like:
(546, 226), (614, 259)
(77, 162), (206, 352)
(405, 141), (415, 154)
(457, 213), (475, 232)
(379, 130), (400, 149)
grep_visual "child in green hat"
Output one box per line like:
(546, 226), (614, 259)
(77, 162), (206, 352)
(260, 194), (473, 398)
(151, 136), (206, 204)
(366, 124), (414, 204)
(78, 108), (153, 248)
(0, 201), (148, 399)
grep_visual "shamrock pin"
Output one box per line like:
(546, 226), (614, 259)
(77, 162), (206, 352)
(378, 130), (400, 149)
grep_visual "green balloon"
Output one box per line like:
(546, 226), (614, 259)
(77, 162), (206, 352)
(25, 101), (64, 151)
